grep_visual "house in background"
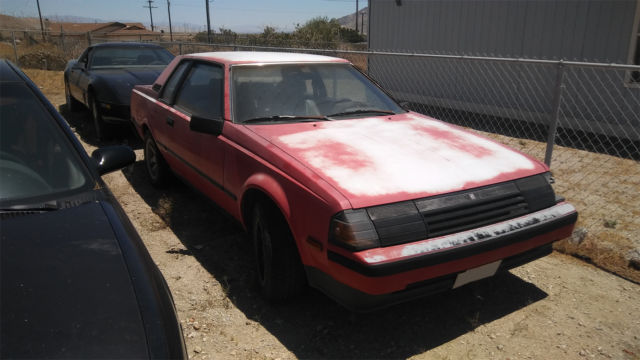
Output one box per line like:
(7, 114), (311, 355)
(366, 0), (640, 144)
(47, 21), (161, 41)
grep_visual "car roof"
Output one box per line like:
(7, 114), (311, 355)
(188, 51), (350, 65)
(90, 42), (165, 49)
(0, 60), (24, 83)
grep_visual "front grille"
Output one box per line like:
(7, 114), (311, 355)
(421, 188), (529, 238)
(367, 175), (556, 247)
(416, 184), (529, 238)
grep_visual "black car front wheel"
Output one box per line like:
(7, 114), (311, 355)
(89, 94), (108, 141)
(251, 202), (306, 301)
(64, 80), (81, 112)
(144, 133), (171, 187)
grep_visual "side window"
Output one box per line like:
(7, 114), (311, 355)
(160, 61), (190, 103)
(78, 49), (90, 67)
(174, 63), (224, 118)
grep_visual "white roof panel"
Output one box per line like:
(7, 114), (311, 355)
(189, 51), (348, 64)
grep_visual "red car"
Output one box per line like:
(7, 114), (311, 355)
(131, 52), (577, 311)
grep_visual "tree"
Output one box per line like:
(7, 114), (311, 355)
(218, 27), (237, 43)
(293, 17), (341, 49)
(339, 27), (365, 43)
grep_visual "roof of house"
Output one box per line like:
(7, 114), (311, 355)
(47, 21), (157, 36)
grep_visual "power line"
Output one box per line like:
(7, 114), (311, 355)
(355, 0), (358, 34)
(167, 0), (173, 41)
(205, 0), (212, 43)
(36, 0), (45, 41)
(143, 0), (158, 32)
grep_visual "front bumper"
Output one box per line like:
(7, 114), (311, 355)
(99, 102), (131, 124)
(309, 202), (577, 311)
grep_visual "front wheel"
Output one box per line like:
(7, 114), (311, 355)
(144, 132), (171, 187)
(89, 94), (109, 141)
(64, 80), (81, 112)
(251, 202), (306, 301)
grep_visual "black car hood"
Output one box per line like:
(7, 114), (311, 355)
(92, 67), (163, 105)
(1, 201), (149, 359)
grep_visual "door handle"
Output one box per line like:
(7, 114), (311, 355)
(166, 117), (174, 127)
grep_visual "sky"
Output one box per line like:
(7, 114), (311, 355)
(0, 0), (361, 33)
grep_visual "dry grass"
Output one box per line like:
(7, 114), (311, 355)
(484, 132), (640, 283)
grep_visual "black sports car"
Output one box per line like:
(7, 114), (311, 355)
(64, 42), (174, 140)
(0, 59), (186, 359)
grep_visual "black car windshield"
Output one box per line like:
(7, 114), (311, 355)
(232, 63), (405, 124)
(90, 46), (174, 69)
(0, 83), (92, 204)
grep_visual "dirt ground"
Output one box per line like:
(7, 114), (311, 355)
(22, 69), (640, 359)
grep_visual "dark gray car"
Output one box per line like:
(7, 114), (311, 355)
(1, 59), (186, 359)
(64, 42), (174, 140)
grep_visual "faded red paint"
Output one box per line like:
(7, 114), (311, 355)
(131, 51), (577, 308)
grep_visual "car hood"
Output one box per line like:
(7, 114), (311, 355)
(92, 67), (163, 105)
(0, 201), (148, 358)
(247, 112), (548, 209)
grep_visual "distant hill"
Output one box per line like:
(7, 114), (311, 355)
(337, 6), (368, 35)
(46, 15), (106, 23)
(0, 14), (42, 30)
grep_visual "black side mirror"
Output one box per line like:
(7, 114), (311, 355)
(91, 145), (136, 175)
(72, 62), (85, 70)
(190, 115), (224, 136)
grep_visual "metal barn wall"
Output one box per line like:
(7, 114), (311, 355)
(369, 0), (636, 62)
(368, 0), (640, 140)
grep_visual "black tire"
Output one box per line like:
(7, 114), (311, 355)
(89, 94), (109, 141)
(251, 202), (306, 301)
(64, 79), (81, 112)
(144, 132), (171, 186)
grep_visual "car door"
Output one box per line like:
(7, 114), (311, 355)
(68, 48), (90, 103)
(152, 60), (191, 160)
(158, 61), (227, 198)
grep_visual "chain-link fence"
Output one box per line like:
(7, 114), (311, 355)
(2, 32), (639, 271)
(0, 29), (365, 70)
(361, 53), (640, 263)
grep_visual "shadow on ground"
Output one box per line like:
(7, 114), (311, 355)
(58, 105), (141, 149)
(122, 158), (548, 359)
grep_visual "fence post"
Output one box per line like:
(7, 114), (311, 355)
(11, 32), (19, 65)
(544, 61), (566, 167)
(179, 42), (183, 55)
(87, 32), (92, 46)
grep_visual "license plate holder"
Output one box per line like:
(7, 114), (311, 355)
(453, 260), (502, 289)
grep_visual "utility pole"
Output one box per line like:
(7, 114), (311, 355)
(205, 0), (212, 43)
(36, 0), (45, 41)
(143, 0), (157, 32)
(166, 0), (173, 41)
(355, 0), (358, 34)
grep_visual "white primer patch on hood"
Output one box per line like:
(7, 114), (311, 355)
(278, 115), (536, 197)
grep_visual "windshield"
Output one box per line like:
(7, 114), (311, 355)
(89, 46), (174, 69)
(232, 63), (404, 123)
(0, 83), (92, 204)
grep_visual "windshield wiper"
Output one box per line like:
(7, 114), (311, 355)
(243, 115), (329, 124)
(0, 201), (58, 212)
(327, 109), (396, 118)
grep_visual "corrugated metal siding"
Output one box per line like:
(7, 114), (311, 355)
(368, 0), (640, 139)
(370, 0), (636, 62)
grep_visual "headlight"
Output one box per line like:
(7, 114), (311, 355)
(329, 209), (380, 251)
